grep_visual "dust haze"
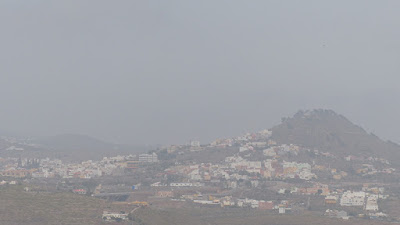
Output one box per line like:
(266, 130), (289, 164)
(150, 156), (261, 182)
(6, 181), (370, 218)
(1, 1), (400, 145)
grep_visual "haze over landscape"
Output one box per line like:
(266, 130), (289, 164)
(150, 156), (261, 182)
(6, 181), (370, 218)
(2, 1), (400, 225)
(1, 1), (400, 145)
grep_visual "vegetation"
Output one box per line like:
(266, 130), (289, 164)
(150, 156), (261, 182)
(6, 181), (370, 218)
(130, 207), (393, 225)
(0, 186), (105, 225)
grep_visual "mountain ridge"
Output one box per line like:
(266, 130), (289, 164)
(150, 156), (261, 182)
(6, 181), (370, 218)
(271, 109), (400, 166)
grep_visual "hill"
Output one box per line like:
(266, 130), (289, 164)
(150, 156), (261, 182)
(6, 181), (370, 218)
(271, 109), (400, 166)
(36, 133), (115, 153)
(0, 133), (148, 162)
(35, 134), (148, 161)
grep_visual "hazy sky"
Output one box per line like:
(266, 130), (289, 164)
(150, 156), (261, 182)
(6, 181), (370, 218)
(1, 1), (400, 145)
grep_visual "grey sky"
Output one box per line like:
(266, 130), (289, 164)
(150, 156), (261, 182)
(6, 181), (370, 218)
(1, 1), (400, 145)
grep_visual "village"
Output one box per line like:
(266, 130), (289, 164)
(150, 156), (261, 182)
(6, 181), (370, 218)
(0, 129), (399, 223)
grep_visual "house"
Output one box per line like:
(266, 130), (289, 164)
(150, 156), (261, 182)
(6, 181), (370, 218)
(236, 198), (260, 208)
(102, 211), (128, 222)
(365, 195), (379, 211)
(170, 182), (204, 187)
(298, 170), (317, 181)
(340, 191), (365, 206)
(239, 146), (250, 152)
(250, 200), (259, 208)
(73, 189), (87, 195)
(220, 196), (235, 207)
(139, 153), (158, 163)
(369, 212), (388, 219)
(193, 199), (219, 206)
(325, 195), (338, 205)
(325, 209), (348, 219)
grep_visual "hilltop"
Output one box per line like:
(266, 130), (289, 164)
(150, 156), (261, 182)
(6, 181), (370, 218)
(271, 109), (400, 165)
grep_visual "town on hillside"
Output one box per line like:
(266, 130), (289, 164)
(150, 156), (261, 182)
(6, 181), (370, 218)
(1, 111), (400, 223)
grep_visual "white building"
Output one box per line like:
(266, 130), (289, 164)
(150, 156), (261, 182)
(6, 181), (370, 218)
(190, 140), (200, 147)
(340, 191), (366, 206)
(239, 146), (250, 152)
(170, 182), (204, 187)
(139, 153), (158, 163)
(365, 195), (379, 211)
(102, 211), (128, 222)
(263, 148), (277, 157)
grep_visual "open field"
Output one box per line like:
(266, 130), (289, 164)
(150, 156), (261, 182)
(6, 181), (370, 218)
(1, 186), (398, 225)
(132, 207), (397, 225)
(0, 186), (108, 225)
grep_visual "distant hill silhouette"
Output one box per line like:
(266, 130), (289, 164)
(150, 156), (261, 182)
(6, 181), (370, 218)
(37, 134), (114, 152)
(35, 134), (147, 161)
(271, 109), (400, 166)
(0, 132), (148, 161)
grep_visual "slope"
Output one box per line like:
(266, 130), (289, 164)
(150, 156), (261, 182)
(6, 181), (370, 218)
(271, 109), (400, 166)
